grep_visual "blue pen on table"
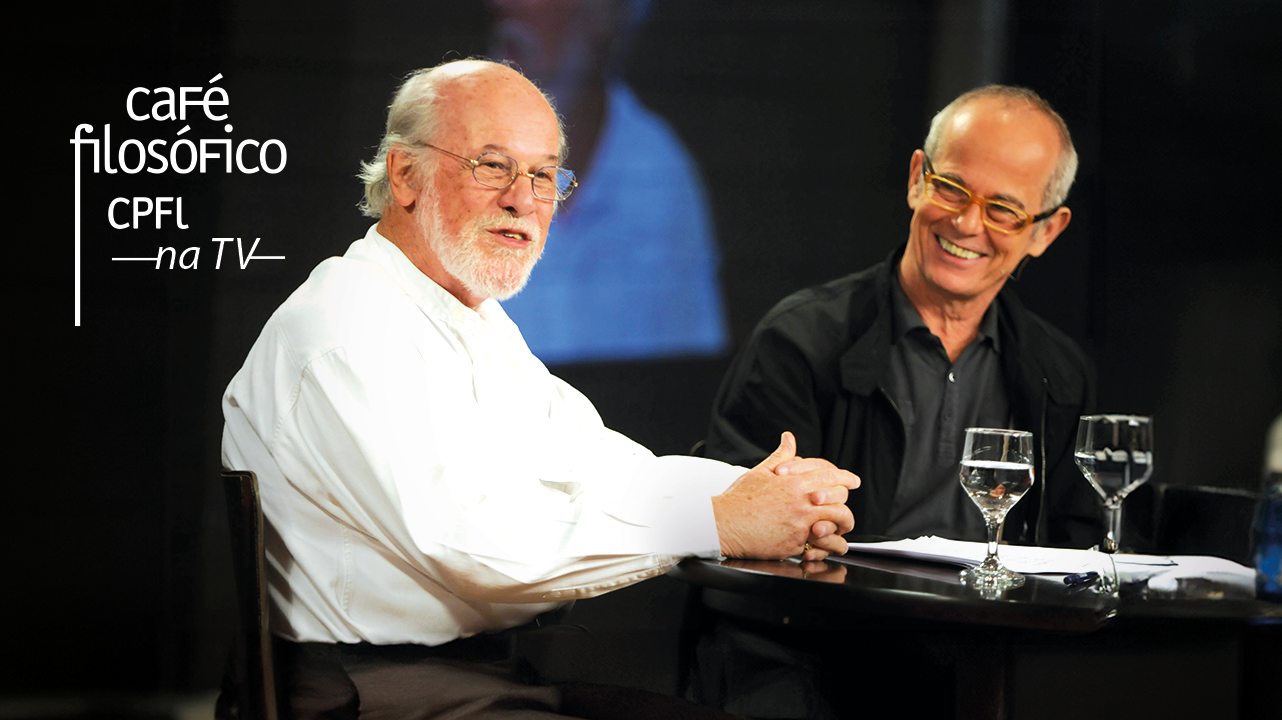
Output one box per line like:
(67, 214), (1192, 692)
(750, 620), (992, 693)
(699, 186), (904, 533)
(1063, 571), (1100, 587)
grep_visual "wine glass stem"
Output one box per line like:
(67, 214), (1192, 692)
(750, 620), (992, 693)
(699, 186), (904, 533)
(986, 516), (1002, 563)
(1104, 499), (1124, 553)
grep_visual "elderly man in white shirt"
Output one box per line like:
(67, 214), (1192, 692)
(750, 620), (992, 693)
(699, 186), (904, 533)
(221, 59), (859, 720)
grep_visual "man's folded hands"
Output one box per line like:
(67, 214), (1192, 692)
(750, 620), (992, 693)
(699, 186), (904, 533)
(712, 432), (860, 560)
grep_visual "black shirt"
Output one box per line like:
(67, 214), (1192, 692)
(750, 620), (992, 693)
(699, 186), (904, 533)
(884, 274), (1010, 541)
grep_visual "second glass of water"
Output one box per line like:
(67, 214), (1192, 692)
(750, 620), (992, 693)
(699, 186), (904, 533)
(1074, 414), (1154, 553)
(959, 428), (1036, 589)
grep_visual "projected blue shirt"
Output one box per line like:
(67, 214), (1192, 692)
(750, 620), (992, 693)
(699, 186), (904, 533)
(500, 83), (727, 365)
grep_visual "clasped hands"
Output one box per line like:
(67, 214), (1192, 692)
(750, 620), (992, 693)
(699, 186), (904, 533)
(712, 431), (860, 562)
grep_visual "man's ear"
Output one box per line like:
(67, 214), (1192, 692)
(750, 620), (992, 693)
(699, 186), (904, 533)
(387, 146), (420, 209)
(1027, 206), (1072, 257)
(907, 150), (926, 210)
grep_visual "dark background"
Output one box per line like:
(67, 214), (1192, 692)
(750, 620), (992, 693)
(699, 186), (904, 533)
(23, 0), (1281, 706)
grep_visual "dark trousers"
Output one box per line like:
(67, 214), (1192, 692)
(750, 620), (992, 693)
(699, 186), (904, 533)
(223, 631), (751, 720)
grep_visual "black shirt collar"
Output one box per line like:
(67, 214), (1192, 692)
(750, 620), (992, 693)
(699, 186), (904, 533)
(889, 270), (1002, 354)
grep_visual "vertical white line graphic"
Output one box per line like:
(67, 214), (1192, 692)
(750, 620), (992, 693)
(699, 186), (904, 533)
(71, 124), (93, 327)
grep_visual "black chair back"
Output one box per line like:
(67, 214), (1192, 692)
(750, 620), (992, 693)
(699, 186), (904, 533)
(218, 470), (280, 720)
(1155, 484), (1259, 566)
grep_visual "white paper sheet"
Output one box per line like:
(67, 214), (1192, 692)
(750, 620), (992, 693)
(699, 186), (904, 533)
(841, 537), (1258, 597)
(844, 536), (1168, 575)
(1115, 555), (1257, 594)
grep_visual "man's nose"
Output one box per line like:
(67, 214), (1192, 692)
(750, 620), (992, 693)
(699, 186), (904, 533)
(499, 174), (539, 217)
(954, 200), (986, 235)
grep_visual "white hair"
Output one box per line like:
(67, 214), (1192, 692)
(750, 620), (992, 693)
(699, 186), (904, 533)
(923, 85), (1079, 212)
(413, 185), (544, 301)
(357, 59), (566, 218)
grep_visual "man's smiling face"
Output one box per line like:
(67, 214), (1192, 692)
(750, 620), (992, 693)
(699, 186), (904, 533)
(901, 96), (1066, 307)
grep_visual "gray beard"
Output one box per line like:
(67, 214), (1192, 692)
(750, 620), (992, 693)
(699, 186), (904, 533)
(415, 194), (543, 302)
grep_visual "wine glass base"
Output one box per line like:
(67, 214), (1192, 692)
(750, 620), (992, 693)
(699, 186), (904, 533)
(960, 559), (1025, 590)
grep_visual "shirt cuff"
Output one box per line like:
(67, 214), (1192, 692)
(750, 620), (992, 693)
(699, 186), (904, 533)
(645, 455), (744, 558)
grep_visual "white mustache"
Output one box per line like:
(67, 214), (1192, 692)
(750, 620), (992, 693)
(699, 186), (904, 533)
(473, 214), (542, 244)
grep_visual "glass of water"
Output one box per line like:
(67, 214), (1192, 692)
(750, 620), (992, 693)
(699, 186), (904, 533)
(959, 428), (1036, 589)
(1074, 414), (1154, 553)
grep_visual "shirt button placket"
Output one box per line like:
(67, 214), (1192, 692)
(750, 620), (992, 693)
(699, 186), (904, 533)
(943, 370), (955, 423)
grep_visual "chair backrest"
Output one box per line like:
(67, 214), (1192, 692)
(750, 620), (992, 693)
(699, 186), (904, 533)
(1154, 484), (1260, 566)
(221, 470), (279, 720)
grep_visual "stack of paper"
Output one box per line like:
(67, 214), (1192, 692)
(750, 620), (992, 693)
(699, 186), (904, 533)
(844, 536), (1168, 575)
(840, 537), (1259, 598)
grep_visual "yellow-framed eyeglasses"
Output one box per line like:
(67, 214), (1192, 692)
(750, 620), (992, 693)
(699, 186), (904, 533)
(921, 154), (1059, 234)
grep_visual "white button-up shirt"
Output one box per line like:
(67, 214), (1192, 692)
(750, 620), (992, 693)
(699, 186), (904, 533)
(222, 226), (741, 646)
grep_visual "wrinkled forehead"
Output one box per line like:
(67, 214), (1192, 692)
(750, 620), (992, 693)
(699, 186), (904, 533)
(934, 100), (1060, 201)
(435, 66), (564, 162)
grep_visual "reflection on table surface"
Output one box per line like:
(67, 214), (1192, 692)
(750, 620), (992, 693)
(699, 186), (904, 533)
(670, 550), (1280, 633)
(1113, 557), (1280, 621)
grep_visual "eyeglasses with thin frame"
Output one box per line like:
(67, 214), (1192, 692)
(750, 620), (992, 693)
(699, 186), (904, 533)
(424, 143), (578, 202)
(921, 154), (1059, 234)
